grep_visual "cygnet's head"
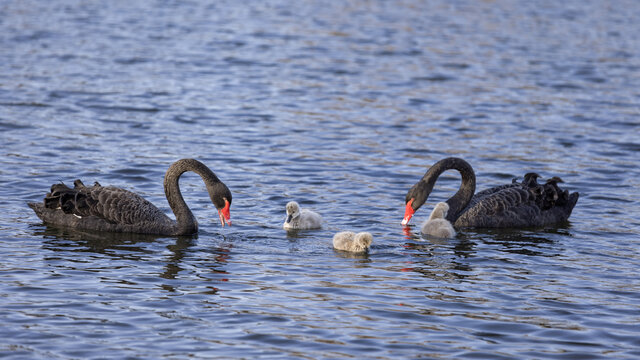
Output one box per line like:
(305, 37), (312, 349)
(429, 202), (449, 220)
(354, 232), (373, 251)
(285, 201), (301, 223)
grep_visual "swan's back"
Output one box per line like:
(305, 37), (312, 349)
(463, 183), (520, 210)
(454, 178), (579, 228)
(29, 181), (173, 233)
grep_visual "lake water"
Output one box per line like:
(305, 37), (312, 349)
(1, 0), (639, 358)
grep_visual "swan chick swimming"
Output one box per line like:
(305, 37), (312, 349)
(283, 201), (322, 230)
(332, 231), (373, 253)
(421, 202), (456, 238)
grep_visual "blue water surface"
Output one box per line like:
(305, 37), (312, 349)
(1, 1), (639, 358)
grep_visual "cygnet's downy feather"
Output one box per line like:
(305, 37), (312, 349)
(282, 201), (322, 230)
(332, 231), (373, 253)
(421, 202), (456, 238)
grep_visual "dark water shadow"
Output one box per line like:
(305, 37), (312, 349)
(283, 228), (322, 239)
(30, 224), (205, 286)
(465, 224), (573, 257)
(400, 225), (476, 280)
(402, 225), (477, 257)
(33, 224), (176, 256)
(161, 237), (234, 295)
(396, 223), (573, 281)
(160, 236), (199, 281)
(332, 248), (371, 261)
(31, 225), (237, 297)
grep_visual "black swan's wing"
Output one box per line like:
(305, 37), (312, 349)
(30, 181), (173, 233)
(465, 183), (520, 209)
(455, 185), (578, 228)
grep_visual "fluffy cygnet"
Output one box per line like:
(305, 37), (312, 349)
(421, 202), (456, 238)
(283, 201), (322, 230)
(332, 231), (373, 253)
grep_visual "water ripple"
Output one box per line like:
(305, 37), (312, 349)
(1, 0), (639, 359)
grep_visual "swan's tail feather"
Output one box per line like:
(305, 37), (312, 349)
(565, 192), (579, 217)
(43, 183), (73, 211)
(42, 181), (101, 218)
(28, 202), (45, 218)
(533, 175), (579, 223)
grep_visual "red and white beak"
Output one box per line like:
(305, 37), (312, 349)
(218, 199), (231, 226)
(401, 198), (415, 226)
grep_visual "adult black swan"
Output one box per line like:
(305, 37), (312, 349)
(28, 158), (232, 235)
(401, 157), (578, 228)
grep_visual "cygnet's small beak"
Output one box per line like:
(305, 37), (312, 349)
(218, 199), (231, 226)
(401, 198), (415, 226)
(285, 214), (293, 224)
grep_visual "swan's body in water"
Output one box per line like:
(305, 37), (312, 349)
(402, 157), (579, 228)
(332, 231), (373, 253)
(28, 159), (232, 235)
(421, 202), (456, 238)
(282, 201), (322, 230)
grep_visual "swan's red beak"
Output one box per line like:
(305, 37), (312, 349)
(218, 199), (231, 226)
(402, 198), (415, 226)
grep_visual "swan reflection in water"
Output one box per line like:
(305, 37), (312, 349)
(401, 221), (570, 281)
(399, 224), (473, 281)
(33, 224), (233, 293)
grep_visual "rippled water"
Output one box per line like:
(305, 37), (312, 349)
(1, 0), (639, 358)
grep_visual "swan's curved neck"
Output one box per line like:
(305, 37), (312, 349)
(163, 159), (221, 235)
(421, 157), (476, 222)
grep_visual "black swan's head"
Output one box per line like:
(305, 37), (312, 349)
(209, 182), (232, 226)
(402, 179), (434, 226)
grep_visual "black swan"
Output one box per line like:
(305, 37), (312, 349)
(402, 157), (579, 228)
(282, 201), (322, 230)
(28, 158), (232, 235)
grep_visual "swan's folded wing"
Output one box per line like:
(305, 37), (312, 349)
(88, 186), (170, 225)
(456, 186), (543, 228)
(466, 183), (520, 209)
(45, 183), (168, 225)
